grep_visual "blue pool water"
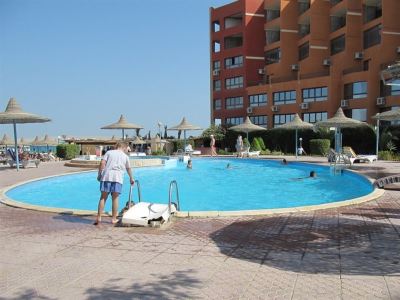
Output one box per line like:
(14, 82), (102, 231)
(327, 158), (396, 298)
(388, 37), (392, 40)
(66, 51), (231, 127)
(6, 158), (374, 212)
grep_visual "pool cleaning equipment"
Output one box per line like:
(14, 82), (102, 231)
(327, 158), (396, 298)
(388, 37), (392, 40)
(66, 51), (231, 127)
(121, 180), (180, 227)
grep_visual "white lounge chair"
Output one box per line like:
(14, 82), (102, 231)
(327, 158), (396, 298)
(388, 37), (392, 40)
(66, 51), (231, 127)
(184, 144), (201, 155)
(121, 202), (177, 227)
(343, 147), (377, 164)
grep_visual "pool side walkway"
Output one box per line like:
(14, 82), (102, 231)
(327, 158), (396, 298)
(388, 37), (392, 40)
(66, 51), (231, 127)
(0, 158), (400, 299)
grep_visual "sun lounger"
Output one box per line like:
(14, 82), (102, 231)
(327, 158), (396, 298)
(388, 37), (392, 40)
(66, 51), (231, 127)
(121, 202), (177, 226)
(184, 145), (201, 155)
(6, 149), (40, 168)
(342, 146), (377, 164)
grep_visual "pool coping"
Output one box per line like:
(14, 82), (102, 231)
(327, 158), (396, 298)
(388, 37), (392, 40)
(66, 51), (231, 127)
(0, 162), (386, 218)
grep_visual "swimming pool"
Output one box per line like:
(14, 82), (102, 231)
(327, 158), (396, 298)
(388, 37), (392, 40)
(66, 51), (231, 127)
(4, 158), (376, 214)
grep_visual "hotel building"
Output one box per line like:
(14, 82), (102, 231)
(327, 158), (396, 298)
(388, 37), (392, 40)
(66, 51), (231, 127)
(210, 0), (400, 129)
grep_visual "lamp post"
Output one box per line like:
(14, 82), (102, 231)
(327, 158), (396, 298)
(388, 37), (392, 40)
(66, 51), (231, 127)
(157, 121), (163, 138)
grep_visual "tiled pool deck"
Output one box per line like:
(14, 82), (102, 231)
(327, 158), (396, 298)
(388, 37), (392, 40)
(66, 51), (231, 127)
(0, 158), (399, 299)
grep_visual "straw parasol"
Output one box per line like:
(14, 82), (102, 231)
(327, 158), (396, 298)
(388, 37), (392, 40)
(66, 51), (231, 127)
(0, 134), (14, 147)
(228, 116), (267, 142)
(168, 117), (202, 150)
(101, 115), (143, 140)
(132, 136), (146, 145)
(0, 97), (51, 170)
(18, 137), (27, 146)
(372, 108), (400, 156)
(315, 107), (367, 153)
(30, 136), (42, 145)
(276, 114), (313, 159)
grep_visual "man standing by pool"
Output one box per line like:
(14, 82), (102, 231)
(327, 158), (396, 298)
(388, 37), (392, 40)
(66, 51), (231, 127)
(95, 142), (134, 225)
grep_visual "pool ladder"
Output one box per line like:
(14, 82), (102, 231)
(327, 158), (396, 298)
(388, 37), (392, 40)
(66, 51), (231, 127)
(127, 179), (180, 212)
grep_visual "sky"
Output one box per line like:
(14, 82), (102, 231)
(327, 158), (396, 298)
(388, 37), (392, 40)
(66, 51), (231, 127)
(0, 0), (232, 139)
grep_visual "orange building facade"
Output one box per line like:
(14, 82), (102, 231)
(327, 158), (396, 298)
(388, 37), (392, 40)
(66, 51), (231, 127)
(210, 0), (400, 129)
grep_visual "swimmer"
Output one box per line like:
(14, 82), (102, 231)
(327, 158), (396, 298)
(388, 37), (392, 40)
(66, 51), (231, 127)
(309, 170), (317, 178)
(282, 158), (288, 165)
(226, 163), (232, 169)
(187, 159), (193, 169)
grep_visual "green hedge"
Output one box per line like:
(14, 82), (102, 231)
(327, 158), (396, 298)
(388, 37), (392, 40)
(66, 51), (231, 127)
(378, 150), (400, 161)
(251, 138), (262, 151)
(56, 144), (80, 160)
(310, 139), (331, 156)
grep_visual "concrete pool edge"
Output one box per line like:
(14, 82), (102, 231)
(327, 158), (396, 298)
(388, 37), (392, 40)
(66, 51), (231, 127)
(0, 166), (385, 217)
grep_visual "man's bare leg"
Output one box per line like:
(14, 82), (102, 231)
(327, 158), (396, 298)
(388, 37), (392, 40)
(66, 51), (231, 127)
(95, 192), (109, 225)
(111, 192), (120, 224)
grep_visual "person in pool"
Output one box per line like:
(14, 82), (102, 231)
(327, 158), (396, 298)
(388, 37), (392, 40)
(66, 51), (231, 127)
(95, 142), (134, 226)
(187, 159), (193, 169)
(291, 170), (317, 181)
(282, 158), (288, 165)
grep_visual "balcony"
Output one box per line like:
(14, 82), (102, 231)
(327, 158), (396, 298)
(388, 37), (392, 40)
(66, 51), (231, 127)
(330, 0), (342, 6)
(298, 19), (310, 38)
(265, 9), (280, 22)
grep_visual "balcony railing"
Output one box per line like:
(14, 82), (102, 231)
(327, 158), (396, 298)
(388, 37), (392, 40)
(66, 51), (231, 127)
(299, 70), (330, 80)
(298, 2), (310, 15)
(265, 9), (280, 22)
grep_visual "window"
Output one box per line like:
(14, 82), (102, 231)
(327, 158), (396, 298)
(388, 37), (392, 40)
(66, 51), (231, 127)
(212, 21), (220, 32)
(344, 81), (367, 99)
(224, 34), (243, 49)
(265, 9), (280, 22)
(214, 99), (221, 110)
(213, 61), (220, 71)
(213, 41), (220, 53)
(273, 90), (296, 105)
(390, 79), (400, 96)
(225, 13), (242, 29)
(214, 118), (222, 126)
(265, 48), (281, 65)
(299, 23), (310, 37)
(303, 112), (328, 123)
(331, 15), (346, 32)
(249, 94), (267, 107)
(350, 108), (367, 122)
(363, 24), (381, 49)
(226, 117), (243, 126)
(273, 114), (295, 127)
(213, 80), (221, 91)
(250, 115), (267, 127)
(298, 42), (309, 61)
(298, 1), (310, 14)
(225, 97), (243, 109)
(225, 76), (243, 89)
(363, 3), (382, 23)
(266, 30), (280, 44)
(331, 0), (342, 5)
(225, 56), (243, 69)
(330, 35), (345, 55)
(302, 87), (328, 103)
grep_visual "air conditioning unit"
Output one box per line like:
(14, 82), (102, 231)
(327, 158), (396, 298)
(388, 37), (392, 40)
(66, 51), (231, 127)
(323, 58), (331, 66)
(397, 46), (400, 54)
(271, 105), (279, 112)
(258, 68), (265, 75)
(246, 107), (253, 114)
(340, 99), (349, 107)
(300, 102), (309, 110)
(212, 70), (220, 76)
(291, 64), (299, 71)
(376, 97), (386, 106)
(354, 52), (363, 60)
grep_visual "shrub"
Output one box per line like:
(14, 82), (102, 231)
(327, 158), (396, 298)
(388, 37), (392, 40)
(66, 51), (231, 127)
(310, 139), (331, 156)
(260, 149), (271, 155)
(172, 139), (194, 152)
(56, 144), (80, 160)
(152, 150), (166, 156)
(217, 149), (233, 155)
(378, 151), (400, 161)
(251, 138), (262, 151)
(256, 137), (266, 150)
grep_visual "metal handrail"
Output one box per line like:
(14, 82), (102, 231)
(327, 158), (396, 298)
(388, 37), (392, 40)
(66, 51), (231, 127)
(128, 179), (142, 209)
(168, 180), (180, 213)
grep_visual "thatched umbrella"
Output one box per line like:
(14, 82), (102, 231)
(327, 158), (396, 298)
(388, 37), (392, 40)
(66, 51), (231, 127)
(132, 136), (146, 145)
(0, 134), (14, 149)
(0, 98), (50, 170)
(101, 115), (143, 140)
(168, 117), (202, 150)
(228, 116), (266, 142)
(315, 107), (367, 153)
(40, 134), (58, 152)
(372, 108), (400, 156)
(276, 114), (313, 159)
